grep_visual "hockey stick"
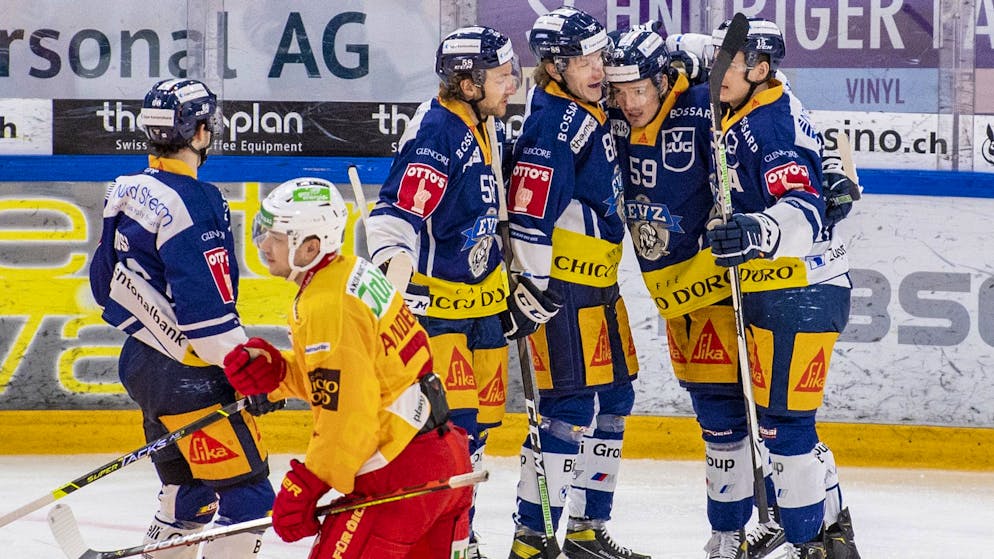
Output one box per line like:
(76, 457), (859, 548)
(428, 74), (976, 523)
(486, 116), (561, 554)
(833, 133), (862, 202)
(48, 470), (488, 559)
(0, 398), (248, 530)
(707, 12), (771, 524)
(349, 163), (413, 292)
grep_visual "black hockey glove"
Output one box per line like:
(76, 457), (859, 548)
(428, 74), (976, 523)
(707, 212), (781, 267)
(246, 393), (287, 416)
(823, 171), (860, 229)
(500, 275), (563, 340)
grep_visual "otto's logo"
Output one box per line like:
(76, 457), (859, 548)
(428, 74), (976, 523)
(764, 161), (813, 196)
(396, 163), (448, 217)
(309, 368), (342, 410)
(203, 247), (234, 304)
(509, 162), (553, 218)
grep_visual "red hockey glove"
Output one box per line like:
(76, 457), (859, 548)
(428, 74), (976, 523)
(223, 337), (286, 395)
(272, 459), (330, 542)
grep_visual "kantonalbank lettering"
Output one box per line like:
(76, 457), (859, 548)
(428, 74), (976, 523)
(554, 256), (617, 278)
(405, 164), (447, 187)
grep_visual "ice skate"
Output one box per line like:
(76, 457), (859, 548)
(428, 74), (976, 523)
(785, 538), (827, 559)
(563, 518), (650, 559)
(704, 529), (747, 559)
(746, 507), (785, 558)
(824, 508), (861, 559)
(509, 525), (565, 559)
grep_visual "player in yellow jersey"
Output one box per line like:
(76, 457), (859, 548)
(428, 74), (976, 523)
(222, 178), (473, 558)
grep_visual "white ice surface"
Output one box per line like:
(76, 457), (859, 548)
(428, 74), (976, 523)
(2, 454), (992, 558)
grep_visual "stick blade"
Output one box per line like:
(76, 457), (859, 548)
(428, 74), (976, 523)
(48, 504), (93, 559)
(708, 12), (750, 110)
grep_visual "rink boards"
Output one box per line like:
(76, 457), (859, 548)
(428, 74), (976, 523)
(1, 410), (991, 472)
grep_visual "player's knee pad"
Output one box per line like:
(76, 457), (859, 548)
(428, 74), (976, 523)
(689, 391), (749, 443)
(705, 439), (753, 531)
(215, 473), (275, 523)
(567, 414), (626, 520)
(770, 447), (827, 544)
(595, 383), (635, 417)
(759, 414), (818, 456)
(705, 439), (753, 504)
(146, 484), (214, 559)
(516, 418), (585, 522)
(155, 482), (217, 525)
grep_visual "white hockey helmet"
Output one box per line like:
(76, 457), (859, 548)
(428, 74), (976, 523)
(253, 177), (349, 280)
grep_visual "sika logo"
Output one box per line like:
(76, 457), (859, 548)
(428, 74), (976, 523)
(188, 432), (238, 464)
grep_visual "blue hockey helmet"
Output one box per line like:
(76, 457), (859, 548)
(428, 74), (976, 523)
(435, 26), (517, 87)
(138, 79), (223, 148)
(712, 17), (786, 73)
(529, 7), (610, 61)
(605, 29), (670, 85)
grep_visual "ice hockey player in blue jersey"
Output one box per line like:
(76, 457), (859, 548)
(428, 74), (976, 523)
(607, 26), (766, 559)
(706, 18), (862, 559)
(365, 26), (519, 559)
(88, 79), (277, 559)
(504, 7), (647, 559)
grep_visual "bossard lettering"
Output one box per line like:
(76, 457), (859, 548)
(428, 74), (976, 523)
(557, 102), (577, 142)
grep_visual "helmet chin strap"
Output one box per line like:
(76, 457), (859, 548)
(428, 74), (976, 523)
(730, 66), (767, 114)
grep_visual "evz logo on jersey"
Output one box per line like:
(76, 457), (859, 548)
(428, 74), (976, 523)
(764, 161), (814, 197)
(509, 162), (553, 218)
(203, 247), (234, 304)
(661, 127), (696, 172)
(396, 163), (448, 217)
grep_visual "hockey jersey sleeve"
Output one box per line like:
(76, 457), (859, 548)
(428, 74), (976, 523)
(506, 93), (577, 285)
(755, 141), (825, 259)
(156, 182), (247, 366)
(366, 100), (447, 268)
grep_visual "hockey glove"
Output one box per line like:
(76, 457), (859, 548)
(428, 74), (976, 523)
(823, 171), (859, 228)
(272, 459), (330, 542)
(707, 212), (781, 267)
(246, 393), (287, 417)
(223, 337), (287, 395)
(501, 275), (563, 340)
